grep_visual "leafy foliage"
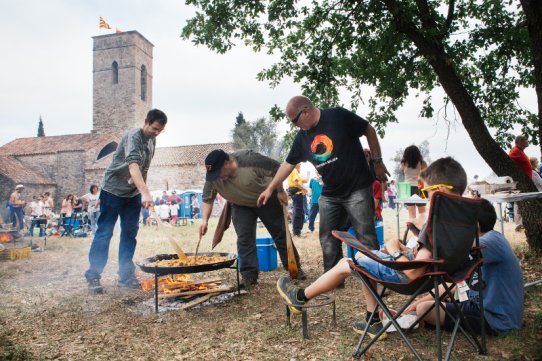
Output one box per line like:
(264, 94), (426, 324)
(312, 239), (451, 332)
(182, 0), (537, 145)
(231, 114), (282, 158)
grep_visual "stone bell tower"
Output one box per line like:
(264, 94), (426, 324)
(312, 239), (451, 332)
(92, 31), (153, 136)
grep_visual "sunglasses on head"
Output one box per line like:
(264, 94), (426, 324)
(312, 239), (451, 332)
(420, 184), (454, 199)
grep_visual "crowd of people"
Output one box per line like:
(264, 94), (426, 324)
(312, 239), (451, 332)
(4, 184), (101, 238)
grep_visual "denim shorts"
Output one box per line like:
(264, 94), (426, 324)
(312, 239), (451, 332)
(353, 250), (407, 283)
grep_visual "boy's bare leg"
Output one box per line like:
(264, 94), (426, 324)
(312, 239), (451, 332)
(416, 300), (446, 325)
(304, 258), (351, 299)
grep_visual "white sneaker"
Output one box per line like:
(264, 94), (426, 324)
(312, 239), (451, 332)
(381, 313), (419, 332)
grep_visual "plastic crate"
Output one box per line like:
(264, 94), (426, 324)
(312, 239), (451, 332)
(0, 246), (31, 261)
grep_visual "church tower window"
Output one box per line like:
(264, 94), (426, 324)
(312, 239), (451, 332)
(112, 61), (119, 84)
(141, 65), (147, 101)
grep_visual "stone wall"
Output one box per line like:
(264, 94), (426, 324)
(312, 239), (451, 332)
(16, 154), (57, 182)
(146, 164), (206, 192)
(92, 31), (153, 136)
(54, 151), (86, 207)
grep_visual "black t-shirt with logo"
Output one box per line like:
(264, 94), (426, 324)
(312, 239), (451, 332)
(286, 107), (375, 198)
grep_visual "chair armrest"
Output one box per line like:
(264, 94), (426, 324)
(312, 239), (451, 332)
(333, 230), (443, 272)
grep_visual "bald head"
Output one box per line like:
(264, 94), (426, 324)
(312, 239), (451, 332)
(287, 96), (314, 114)
(286, 96), (320, 130)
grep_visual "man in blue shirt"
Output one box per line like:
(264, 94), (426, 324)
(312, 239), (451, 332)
(308, 173), (323, 233)
(409, 198), (524, 335)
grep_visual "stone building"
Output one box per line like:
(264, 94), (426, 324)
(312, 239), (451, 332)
(0, 30), (232, 211)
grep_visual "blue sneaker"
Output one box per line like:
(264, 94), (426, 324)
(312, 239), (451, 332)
(276, 276), (305, 315)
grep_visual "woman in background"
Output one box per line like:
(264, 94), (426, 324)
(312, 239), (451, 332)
(61, 194), (74, 221)
(400, 145), (427, 220)
(81, 185), (101, 235)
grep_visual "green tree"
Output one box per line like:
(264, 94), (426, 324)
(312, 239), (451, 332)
(232, 115), (282, 158)
(37, 115), (45, 137)
(235, 111), (246, 127)
(183, 0), (542, 250)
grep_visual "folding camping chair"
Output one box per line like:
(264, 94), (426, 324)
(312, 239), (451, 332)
(333, 191), (486, 361)
(60, 213), (83, 237)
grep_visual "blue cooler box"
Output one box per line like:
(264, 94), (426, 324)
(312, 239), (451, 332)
(238, 237), (278, 272)
(346, 220), (384, 258)
(257, 237), (278, 271)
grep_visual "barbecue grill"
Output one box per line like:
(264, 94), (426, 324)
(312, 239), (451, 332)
(137, 252), (239, 312)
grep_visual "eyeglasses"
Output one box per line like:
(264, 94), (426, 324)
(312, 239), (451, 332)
(291, 109), (304, 124)
(420, 184), (454, 199)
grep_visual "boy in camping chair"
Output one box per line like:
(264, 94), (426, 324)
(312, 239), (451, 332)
(405, 198), (523, 336)
(277, 157), (466, 339)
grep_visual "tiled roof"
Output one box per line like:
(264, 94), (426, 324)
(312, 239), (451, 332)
(0, 156), (55, 185)
(0, 133), (119, 156)
(85, 142), (234, 170)
(152, 143), (234, 166)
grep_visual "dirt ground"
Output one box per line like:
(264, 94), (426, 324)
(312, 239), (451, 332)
(1, 208), (541, 360)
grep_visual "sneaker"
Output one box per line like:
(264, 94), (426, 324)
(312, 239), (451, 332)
(276, 276), (305, 315)
(240, 277), (258, 289)
(87, 278), (104, 294)
(352, 320), (387, 341)
(117, 277), (141, 289)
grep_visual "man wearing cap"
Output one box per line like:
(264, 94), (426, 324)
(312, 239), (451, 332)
(258, 96), (389, 274)
(84, 109), (168, 294)
(200, 149), (305, 287)
(9, 185), (26, 230)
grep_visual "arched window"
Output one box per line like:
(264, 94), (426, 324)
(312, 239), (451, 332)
(141, 65), (147, 101)
(112, 61), (119, 84)
(97, 141), (118, 160)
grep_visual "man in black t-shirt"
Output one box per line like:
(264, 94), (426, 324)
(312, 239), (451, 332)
(258, 96), (389, 272)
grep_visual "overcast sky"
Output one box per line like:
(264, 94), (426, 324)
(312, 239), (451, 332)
(1, 0), (539, 181)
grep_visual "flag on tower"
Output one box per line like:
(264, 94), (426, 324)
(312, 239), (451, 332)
(99, 16), (112, 29)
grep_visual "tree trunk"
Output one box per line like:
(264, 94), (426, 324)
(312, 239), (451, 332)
(520, 0), (542, 156)
(385, 0), (542, 251)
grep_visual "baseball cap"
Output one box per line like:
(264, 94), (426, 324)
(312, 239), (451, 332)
(205, 150), (229, 181)
(15, 184), (24, 189)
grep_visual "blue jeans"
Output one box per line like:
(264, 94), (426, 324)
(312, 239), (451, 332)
(141, 207), (149, 225)
(11, 207), (24, 230)
(388, 195), (396, 209)
(354, 250), (405, 283)
(319, 186), (378, 272)
(85, 190), (141, 282)
(308, 203), (319, 232)
(291, 193), (305, 236)
(89, 211), (100, 235)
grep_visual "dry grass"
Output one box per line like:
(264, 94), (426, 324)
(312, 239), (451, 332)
(0, 208), (541, 360)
